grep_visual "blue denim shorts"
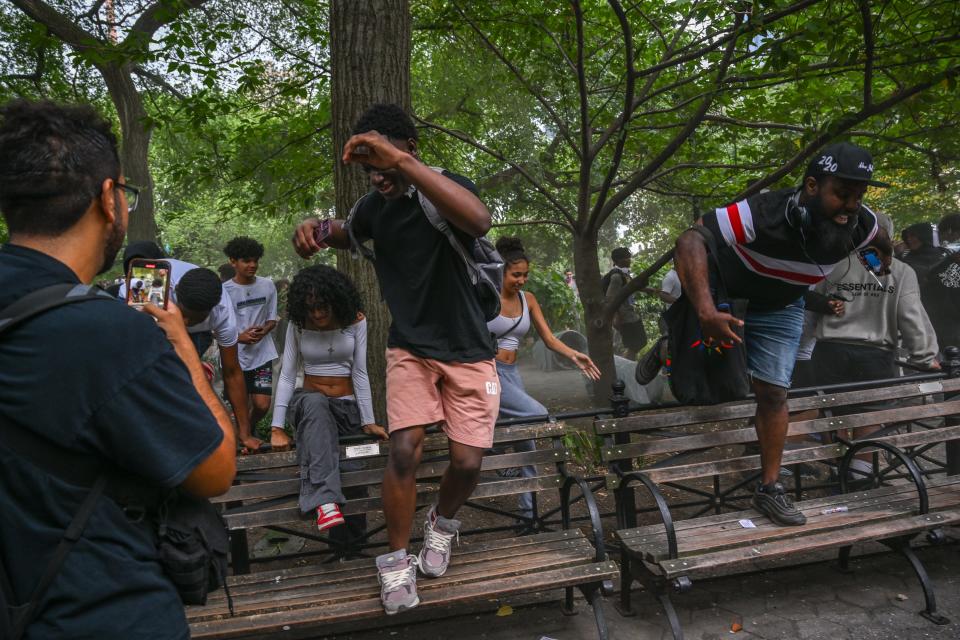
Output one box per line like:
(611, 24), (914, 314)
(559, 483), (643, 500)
(744, 299), (805, 389)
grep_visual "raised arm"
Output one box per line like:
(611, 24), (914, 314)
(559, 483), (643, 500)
(343, 131), (491, 237)
(350, 317), (387, 440)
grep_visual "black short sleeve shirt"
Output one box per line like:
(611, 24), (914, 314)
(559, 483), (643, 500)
(0, 244), (224, 639)
(350, 171), (496, 362)
(701, 187), (879, 310)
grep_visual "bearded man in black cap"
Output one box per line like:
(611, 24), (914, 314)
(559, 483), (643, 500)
(671, 141), (892, 526)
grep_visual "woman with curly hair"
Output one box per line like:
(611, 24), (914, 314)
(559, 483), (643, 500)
(489, 237), (600, 518)
(271, 264), (388, 531)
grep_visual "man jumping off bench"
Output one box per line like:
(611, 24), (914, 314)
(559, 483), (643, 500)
(292, 104), (499, 614)
(669, 142), (891, 526)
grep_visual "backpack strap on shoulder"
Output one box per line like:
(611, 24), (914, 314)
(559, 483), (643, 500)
(0, 284), (115, 336)
(343, 193), (376, 261)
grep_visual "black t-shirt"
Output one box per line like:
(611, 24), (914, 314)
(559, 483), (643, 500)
(0, 244), (223, 639)
(902, 245), (950, 282)
(350, 171), (496, 362)
(920, 253), (960, 350)
(701, 187), (879, 310)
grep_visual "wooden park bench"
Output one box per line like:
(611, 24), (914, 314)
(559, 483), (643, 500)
(187, 420), (618, 639)
(594, 374), (960, 640)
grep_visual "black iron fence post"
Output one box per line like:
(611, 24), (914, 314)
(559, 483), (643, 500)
(944, 346), (960, 476)
(610, 379), (638, 529)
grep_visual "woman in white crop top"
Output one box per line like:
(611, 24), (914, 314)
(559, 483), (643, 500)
(271, 265), (388, 532)
(487, 237), (600, 518)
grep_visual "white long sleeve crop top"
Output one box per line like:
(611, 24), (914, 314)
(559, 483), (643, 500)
(271, 317), (374, 427)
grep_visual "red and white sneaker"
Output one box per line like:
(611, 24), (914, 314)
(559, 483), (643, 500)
(316, 503), (345, 531)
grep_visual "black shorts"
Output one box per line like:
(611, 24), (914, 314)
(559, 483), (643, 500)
(619, 320), (648, 351)
(243, 363), (274, 396)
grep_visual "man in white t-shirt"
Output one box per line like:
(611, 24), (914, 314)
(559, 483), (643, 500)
(120, 242), (262, 452)
(222, 237), (279, 436)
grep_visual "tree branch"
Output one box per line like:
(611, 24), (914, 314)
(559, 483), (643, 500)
(859, 0), (875, 107)
(415, 116), (578, 227)
(451, 2), (581, 158)
(132, 65), (186, 99)
(733, 64), (960, 200)
(594, 11), (745, 231)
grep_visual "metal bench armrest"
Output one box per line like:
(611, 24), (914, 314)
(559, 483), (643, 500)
(839, 440), (929, 514)
(558, 468), (608, 563)
(617, 470), (679, 561)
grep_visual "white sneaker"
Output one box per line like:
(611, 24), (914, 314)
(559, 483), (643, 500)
(417, 505), (460, 578)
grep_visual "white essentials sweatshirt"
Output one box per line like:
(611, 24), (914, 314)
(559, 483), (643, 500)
(813, 256), (939, 367)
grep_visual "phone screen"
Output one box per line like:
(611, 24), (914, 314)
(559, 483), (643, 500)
(858, 248), (883, 274)
(126, 259), (171, 309)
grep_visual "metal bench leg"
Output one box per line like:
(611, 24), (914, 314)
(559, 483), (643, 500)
(657, 589), (685, 640)
(837, 545), (853, 574)
(561, 586), (577, 616)
(615, 556), (636, 617)
(229, 530), (250, 575)
(580, 584), (610, 640)
(888, 541), (950, 625)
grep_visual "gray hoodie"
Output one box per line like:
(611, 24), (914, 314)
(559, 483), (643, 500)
(813, 256), (939, 367)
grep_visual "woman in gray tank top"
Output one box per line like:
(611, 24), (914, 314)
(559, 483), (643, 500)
(488, 237), (599, 518)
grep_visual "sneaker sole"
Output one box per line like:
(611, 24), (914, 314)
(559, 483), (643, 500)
(317, 516), (345, 531)
(384, 596), (420, 615)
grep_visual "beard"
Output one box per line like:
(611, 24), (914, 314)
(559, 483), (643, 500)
(98, 201), (126, 275)
(808, 196), (858, 257)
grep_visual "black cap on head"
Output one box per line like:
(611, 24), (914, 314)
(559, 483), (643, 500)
(804, 142), (889, 188)
(611, 247), (631, 262)
(123, 240), (165, 274)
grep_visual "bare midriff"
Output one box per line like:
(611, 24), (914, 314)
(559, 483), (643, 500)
(495, 348), (519, 365)
(303, 374), (354, 398)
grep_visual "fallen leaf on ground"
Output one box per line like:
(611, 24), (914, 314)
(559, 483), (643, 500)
(731, 621), (743, 633)
(496, 605), (513, 616)
(895, 593), (909, 601)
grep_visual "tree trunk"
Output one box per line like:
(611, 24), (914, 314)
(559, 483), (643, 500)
(330, 0), (411, 424)
(573, 232), (617, 404)
(99, 62), (158, 243)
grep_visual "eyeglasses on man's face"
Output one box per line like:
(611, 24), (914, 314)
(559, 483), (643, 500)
(114, 182), (140, 213)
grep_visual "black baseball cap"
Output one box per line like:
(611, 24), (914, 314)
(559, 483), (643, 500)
(804, 142), (890, 188)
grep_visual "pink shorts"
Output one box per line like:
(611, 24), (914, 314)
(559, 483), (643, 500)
(385, 348), (500, 448)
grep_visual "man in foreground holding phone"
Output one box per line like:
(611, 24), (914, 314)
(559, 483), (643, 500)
(0, 99), (236, 637)
(672, 142), (891, 526)
(292, 104), (499, 615)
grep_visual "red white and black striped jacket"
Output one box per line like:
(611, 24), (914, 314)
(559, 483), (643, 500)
(701, 187), (878, 311)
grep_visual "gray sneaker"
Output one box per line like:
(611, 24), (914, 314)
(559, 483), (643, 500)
(417, 505), (460, 578)
(376, 550), (419, 615)
(636, 336), (667, 385)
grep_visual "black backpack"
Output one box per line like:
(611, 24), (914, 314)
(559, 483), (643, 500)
(0, 284), (231, 640)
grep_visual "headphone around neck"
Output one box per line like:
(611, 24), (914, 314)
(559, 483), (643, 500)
(785, 189), (812, 231)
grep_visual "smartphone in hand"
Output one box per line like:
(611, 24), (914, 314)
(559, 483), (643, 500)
(126, 259), (171, 309)
(857, 247), (883, 274)
(313, 219), (333, 248)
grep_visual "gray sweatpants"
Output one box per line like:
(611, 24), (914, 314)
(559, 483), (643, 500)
(290, 390), (363, 513)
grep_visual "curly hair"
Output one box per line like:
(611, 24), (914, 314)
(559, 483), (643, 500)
(352, 103), (418, 142)
(287, 265), (363, 329)
(0, 99), (120, 236)
(495, 236), (529, 266)
(223, 236), (264, 261)
(175, 268), (222, 315)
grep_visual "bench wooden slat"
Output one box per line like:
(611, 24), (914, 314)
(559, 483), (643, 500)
(653, 508), (960, 579)
(607, 423), (960, 487)
(192, 539), (598, 619)
(601, 399), (960, 462)
(618, 476), (960, 543)
(217, 447), (571, 504)
(594, 378), (960, 435)
(224, 474), (565, 529)
(205, 532), (594, 602)
(235, 421), (574, 473)
(619, 479), (960, 562)
(189, 558), (619, 639)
